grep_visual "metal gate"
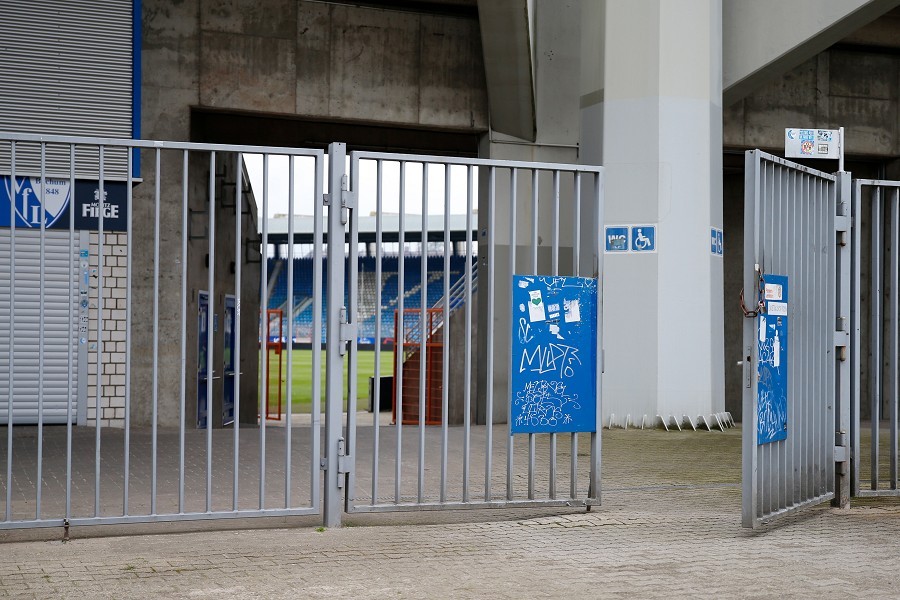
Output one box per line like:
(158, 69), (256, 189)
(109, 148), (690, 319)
(851, 179), (900, 497)
(742, 150), (851, 528)
(0, 132), (325, 529)
(334, 148), (604, 524)
(1, 133), (603, 531)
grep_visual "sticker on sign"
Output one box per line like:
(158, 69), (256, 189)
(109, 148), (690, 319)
(785, 128), (841, 160)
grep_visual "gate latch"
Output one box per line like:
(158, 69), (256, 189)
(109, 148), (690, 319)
(339, 307), (357, 356)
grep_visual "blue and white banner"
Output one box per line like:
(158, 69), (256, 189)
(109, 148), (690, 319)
(0, 176), (128, 231)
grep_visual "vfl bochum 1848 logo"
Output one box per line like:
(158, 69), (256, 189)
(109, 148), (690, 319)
(2, 176), (72, 228)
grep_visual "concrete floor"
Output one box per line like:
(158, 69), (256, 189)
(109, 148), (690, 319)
(2, 422), (900, 598)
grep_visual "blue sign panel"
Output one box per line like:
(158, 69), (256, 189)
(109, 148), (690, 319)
(631, 225), (655, 252)
(0, 176), (128, 231)
(757, 274), (788, 445)
(605, 226), (629, 252)
(710, 227), (723, 256)
(511, 275), (598, 434)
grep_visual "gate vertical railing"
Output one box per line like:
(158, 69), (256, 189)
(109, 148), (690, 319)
(851, 179), (900, 497)
(742, 150), (851, 528)
(0, 133), (324, 529)
(340, 152), (603, 519)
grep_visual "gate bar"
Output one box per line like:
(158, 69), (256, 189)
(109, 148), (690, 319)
(891, 189), (899, 489)
(485, 166), (495, 501)
(324, 143), (346, 527)
(66, 144), (75, 521)
(871, 188), (883, 490)
(372, 159), (383, 504)
(285, 156), (295, 508)
(5, 140), (13, 523)
(180, 150), (189, 513)
(591, 170), (603, 503)
(572, 172), (582, 500)
(151, 148), (160, 515)
(418, 164), (427, 504)
(549, 170), (560, 500)
(346, 152), (360, 508)
(528, 169), (538, 500)
(206, 151), (216, 511)
(462, 165), (473, 504)
(95, 146), (105, 518)
(506, 168), (517, 501)
(124, 146), (134, 514)
(232, 152), (241, 511)
(259, 154), (269, 510)
(36, 143), (46, 518)
(440, 165), (451, 503)
(311, 152), (324, 512)
(395, 160), (406, 506)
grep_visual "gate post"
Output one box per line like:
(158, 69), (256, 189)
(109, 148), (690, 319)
(834, 171), (852, 508)
(324, 142), (348, 527)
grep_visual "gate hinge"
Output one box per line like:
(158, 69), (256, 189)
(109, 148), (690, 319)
(835, 430), (848, 465)
(321, 438), (353, 484)
(339, 307), (357, 356)
(834, 445), (848, 463)
(834, 321), (849, 361)
(323, 175), (357, 225)
(835, 215), (850, 246)
(337, 437), (351, 489)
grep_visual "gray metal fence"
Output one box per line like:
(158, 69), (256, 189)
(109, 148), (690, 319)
(742, 150), (851, 528)
(0, 132), (324, 529)
(851, 179), (900, 497)
(339, 150), (603, 521)
(0, 133), (604, 532)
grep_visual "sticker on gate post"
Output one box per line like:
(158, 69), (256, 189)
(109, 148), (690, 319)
(757, 274), (788, 445)
(510, 275), (598, 434)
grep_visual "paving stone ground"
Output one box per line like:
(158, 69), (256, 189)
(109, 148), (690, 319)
(2, 426), (900, 599)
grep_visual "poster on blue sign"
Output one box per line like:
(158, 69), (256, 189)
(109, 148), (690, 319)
(510, 275), (598, 434)
(0, 176), (128, 231)
(756, 274), (788, 445)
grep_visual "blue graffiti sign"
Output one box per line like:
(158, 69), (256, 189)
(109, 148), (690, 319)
(510, 275), (598, 434)
(757, 274), (788, 445)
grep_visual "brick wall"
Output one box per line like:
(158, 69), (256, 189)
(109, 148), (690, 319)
(86, 232), (128, 428)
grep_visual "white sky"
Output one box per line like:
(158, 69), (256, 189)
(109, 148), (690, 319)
(243, 154), (478, 220)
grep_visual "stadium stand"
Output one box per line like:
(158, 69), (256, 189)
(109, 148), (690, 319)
(266, 255), (472, 341)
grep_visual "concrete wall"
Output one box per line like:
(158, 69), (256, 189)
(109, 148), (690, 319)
(139, 0), (488, 427)
(200, 1), (487, 129)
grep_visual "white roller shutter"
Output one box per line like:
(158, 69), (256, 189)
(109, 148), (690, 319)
(0, 229), (80, 424)
(0, 0), (133, 179)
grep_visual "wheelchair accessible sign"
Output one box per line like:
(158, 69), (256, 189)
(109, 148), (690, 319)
(605, 225), (656, 253)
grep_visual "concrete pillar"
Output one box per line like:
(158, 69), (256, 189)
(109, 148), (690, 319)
(587, 0), (726, 428)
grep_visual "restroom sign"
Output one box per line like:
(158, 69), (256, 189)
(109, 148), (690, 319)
(604, 224), (657, 253)
(604, 226), (628, 252)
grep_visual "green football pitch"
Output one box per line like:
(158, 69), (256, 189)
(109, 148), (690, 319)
(262, 348), (384, 414)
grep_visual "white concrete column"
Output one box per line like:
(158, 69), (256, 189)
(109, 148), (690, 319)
(590, 0), (726, 428)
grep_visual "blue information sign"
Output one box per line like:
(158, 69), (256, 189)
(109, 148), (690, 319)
(757, 274), (788, 445)
(630, 225), (655, 252)
(605, 226), (629, 252)
(710, 227), (723, 256)
(510, 275), (598, 434)
(0, 176), (128, 231)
